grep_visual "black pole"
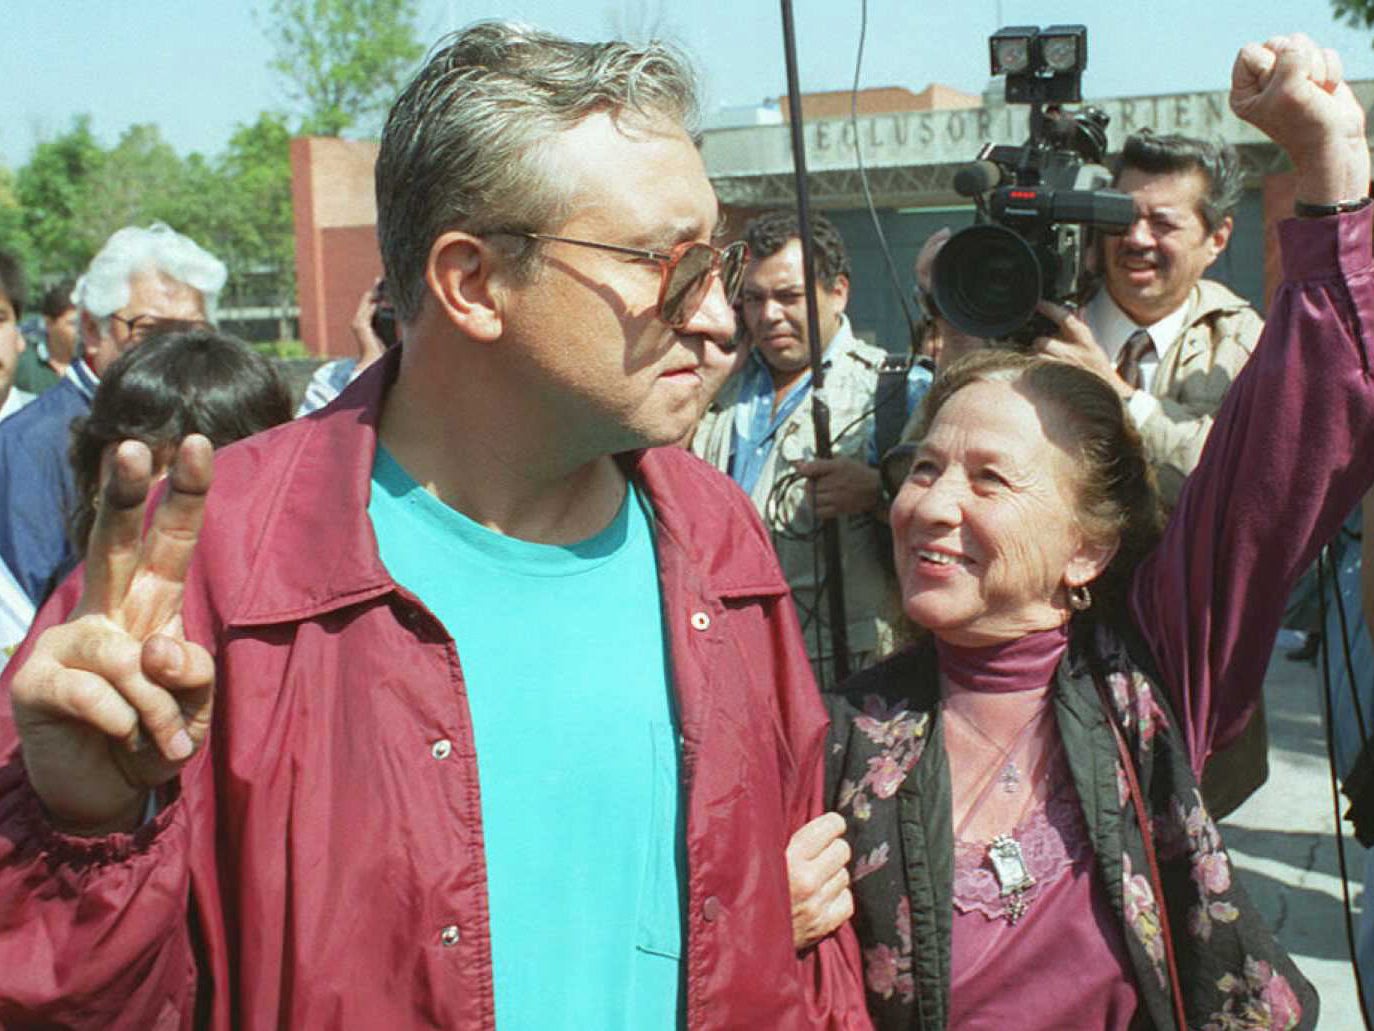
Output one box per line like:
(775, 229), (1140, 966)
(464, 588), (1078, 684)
(779, 0), (851, 685)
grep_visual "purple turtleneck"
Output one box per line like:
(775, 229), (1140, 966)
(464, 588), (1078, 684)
(937, 621), (1138, 1029)
(934, 624), (1069, 694)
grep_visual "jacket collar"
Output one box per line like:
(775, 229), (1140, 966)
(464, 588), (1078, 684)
(228, 346), (786, 626)
(226, 347), (397, 626)
(64, 358), (99, 403)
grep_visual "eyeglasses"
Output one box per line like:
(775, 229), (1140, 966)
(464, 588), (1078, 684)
(108, 313), (207, 343)
(511, 231), (749, 330)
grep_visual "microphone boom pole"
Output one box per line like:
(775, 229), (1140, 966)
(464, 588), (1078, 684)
(778, 0), (851, 685)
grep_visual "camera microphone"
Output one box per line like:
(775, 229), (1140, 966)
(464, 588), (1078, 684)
(953, 161), (1004, 198)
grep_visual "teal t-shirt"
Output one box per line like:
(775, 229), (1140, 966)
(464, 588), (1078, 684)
(369, 448), (685, 1028)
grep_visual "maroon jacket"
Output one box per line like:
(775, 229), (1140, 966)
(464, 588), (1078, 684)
(0, 354), (871, 1030)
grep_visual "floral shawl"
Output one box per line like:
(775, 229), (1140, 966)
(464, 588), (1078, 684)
(825, 626), (1316, 1030)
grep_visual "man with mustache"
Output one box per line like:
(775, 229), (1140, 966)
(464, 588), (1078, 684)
(1038, 131), (1260, 509)
(694, 211), (931, 679)
(1035, 131), (1266, 820)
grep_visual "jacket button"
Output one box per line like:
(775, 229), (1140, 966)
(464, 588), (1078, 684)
(690, 611), (711, 631)
(440, 924), (461, 947)
(431, 739), (453, 760)
(702, 896), (722, 921)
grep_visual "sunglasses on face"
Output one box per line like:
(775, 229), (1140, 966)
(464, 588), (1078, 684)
(511, 231), (749, 330)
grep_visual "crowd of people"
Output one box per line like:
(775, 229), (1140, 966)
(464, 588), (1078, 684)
(0, 19), (1370, 1031)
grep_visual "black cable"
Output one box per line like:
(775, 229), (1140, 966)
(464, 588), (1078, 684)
(1332, 528), (1371, 745)
(759, 368), (908, 545)
(780, 0), (850, 683)
(1315, 547), (1374, 1029)
(848, 0), (920, 340)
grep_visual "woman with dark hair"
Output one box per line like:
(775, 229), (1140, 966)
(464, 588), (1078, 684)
(788, 34), (1370, 1029)
(68, 328), (292, 556)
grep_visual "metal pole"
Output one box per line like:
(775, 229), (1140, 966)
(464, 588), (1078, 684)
(778, 0), (851, 684)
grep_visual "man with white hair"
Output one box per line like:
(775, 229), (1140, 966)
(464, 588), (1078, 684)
(0, 223), (224, 603)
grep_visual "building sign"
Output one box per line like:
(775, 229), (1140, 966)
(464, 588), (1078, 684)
(702, 81), (1374, 179)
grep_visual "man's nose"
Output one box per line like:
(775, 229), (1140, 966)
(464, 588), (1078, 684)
(1122, 216), (1154, 250)
(684, 275), (737, 346)
(759, 296), (789, 323)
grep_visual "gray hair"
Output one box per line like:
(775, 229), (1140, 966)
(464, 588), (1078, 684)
(74, 223), (227, 323)
(1114, 131), (1244, 234)
(376, 20), (700, 322)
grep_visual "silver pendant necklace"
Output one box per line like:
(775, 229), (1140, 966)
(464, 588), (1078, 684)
(945, 698), (1055, 925)
(988, 834), (1036, 924)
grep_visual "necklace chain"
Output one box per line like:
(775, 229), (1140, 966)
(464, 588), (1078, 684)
(944, 695), (1059, 926)
(944, 700), (1050, 794)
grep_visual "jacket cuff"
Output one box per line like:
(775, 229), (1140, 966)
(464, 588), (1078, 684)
(5, 770), (181, 872)
(1279, 204), (1374, 283)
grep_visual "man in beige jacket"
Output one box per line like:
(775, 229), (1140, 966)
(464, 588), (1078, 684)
(1038, 130), (1262, 509)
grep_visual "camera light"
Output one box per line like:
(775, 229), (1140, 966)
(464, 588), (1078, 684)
(1038, 25), (1087, 74)
(994, 38), (1031, 73)
(990, 26), (1037, 76)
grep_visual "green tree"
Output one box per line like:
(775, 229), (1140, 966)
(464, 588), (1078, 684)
(0, 163), (38, 279)
(1332, 0), (1374, 31)
(260, 0), (424, 136)
(68, 124), (205, 260)
(209, 112), (298, 337)
(15, 116), (106, 280)
(8, 111), (303, 341)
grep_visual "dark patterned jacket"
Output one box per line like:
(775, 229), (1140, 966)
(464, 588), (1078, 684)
(826, 624), (1317, 1031)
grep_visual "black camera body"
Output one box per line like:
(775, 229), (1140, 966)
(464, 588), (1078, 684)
(932, 26), (1137, 344)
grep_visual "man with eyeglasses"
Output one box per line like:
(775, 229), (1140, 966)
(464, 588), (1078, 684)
(0, 223), (222, 605)
(694, 210), (932, 680)
(0, 23), (869, 1029)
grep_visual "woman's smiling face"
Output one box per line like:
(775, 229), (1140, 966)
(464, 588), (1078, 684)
(890, 377), (1112, 646)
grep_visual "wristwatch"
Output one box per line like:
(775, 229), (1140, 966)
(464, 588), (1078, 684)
(1293, 196), (1373, 218)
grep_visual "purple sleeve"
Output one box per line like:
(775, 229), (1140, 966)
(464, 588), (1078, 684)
(0, 574), (198, 1026)
(1130, 208), (1374, 775)
(0, 766), (197, 1027)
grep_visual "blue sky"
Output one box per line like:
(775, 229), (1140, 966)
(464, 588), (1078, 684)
(4, 1), (1374, 169)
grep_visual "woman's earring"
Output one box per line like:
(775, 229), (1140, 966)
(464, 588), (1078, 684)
(1068, 584), (1092, 612)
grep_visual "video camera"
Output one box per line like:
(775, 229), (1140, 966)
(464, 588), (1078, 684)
(931, 25), (1137, 344)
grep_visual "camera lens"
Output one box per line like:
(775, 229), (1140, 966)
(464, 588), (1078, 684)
(931, 224), (1041, 340)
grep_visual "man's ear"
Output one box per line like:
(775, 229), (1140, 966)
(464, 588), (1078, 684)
(424, 232), (507, 343)
(1203, 214), (1234, 269)
(832, 273), (850, 313)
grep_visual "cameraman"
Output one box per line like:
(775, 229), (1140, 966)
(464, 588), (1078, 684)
(1037, 131), (1261, 509)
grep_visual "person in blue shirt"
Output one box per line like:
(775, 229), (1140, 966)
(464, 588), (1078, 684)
(0, 223), (223, 604)
(694, 210), (931, 681)
(0, 251), (35, 424)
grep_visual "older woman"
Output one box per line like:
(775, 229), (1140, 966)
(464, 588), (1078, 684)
(790, 34), (1371, 1030)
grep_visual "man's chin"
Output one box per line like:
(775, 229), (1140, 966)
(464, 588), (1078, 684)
(759, 348), (809, 376)
(1107, 279), (1167, 322)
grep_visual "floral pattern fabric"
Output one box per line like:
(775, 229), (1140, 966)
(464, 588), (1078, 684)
(825, 633), (1317, 1030)
(951, 775), (1092, 922)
